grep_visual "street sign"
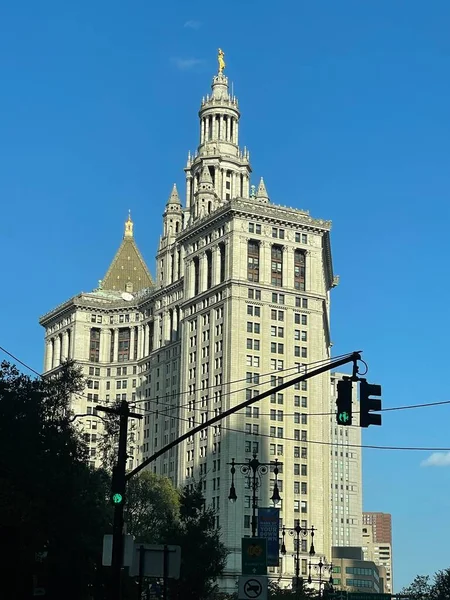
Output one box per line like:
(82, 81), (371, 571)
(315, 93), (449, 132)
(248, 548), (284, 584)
(258, 508), (280, 566)
(238, 575), (268, 600)
(102, 534), (134, 567)
(129, 544), (181, 579)
(241, 538), (267, 575)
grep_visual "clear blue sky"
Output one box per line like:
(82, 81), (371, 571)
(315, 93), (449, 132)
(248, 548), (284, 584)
(1, 0), (449, 590)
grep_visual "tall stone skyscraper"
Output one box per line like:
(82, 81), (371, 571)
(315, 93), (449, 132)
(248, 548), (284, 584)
(330, 373), (363, 548)
(40, 55), (341, 590)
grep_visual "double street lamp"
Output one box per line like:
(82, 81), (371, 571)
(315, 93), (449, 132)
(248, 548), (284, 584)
(281, 521), (315, 590)
(228, 454), (281, 537)
(308, 556), (334, 596)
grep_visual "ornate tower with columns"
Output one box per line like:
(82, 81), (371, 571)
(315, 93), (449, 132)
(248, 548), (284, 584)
(184, 68), (252, 225)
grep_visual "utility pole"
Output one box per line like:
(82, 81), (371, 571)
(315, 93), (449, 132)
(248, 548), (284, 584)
(96, 400), (142, 600)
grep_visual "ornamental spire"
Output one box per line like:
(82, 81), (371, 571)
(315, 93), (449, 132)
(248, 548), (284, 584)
(124, 210), (133, 237)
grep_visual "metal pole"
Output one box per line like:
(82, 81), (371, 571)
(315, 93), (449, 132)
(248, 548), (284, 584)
(138, 545), (145, 600)
(295, 529), (300, 589)
(251, 467), (257, 537)
(163, 545), (169, 600)
(111, 401), (129, 600)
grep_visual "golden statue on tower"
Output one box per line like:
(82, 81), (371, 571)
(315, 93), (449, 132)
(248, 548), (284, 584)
(218, 48), (226, 73)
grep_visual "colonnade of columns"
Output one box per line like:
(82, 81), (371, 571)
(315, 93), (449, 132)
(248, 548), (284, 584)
(190, 168), (249, 203)
(200, 114), (239, 145)
(45, 328), (72, 371)
(185, 241), (228, 298)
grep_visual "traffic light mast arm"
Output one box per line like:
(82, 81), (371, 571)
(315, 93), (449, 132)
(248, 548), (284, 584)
(126, 351), (362, 481)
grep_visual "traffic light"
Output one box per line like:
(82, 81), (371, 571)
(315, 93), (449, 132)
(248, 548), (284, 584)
(359, 378), (382, 427)
(336, 378), (352, 425)
(111, 465), (125, 505)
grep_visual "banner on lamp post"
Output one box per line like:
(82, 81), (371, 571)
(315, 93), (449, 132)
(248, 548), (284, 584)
(257, 507), (280, 567)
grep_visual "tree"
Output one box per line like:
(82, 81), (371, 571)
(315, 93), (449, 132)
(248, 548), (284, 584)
(0, 360), (111, 600)
(402, 570), (450, 600)
(268, 579), (318, 600)
(125, 471), (180, 543)
(162, 483), (228, 600)
(401, 575), (432, 599)
(432, 569), (450, 600)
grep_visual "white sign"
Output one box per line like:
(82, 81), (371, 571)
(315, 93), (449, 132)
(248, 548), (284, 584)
(238, 575), (268, 600)
(102, 534), (134, 567)
(129, 544), (181, 579)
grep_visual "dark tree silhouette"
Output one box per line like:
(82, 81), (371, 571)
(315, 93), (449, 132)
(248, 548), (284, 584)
(0, 361), (111, 600)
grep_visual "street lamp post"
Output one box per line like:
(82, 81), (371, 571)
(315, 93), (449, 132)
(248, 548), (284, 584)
(281, 521), (316, 590)
(308, 556), (334, 597)
(228, 454), (281, 537)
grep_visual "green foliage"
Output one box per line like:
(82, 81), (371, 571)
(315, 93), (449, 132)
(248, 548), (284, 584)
(125, 471), (180, 543)
(161, 483), (228, 600)
(401, 575), (432, 599)
(268, 579), (318, 600)
(0, 360), (111, 600)
(402, 569), (450, 600)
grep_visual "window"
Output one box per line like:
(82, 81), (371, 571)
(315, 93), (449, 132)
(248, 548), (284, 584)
(294, 500), (300, 512)
(244, 515), (251, 529)
(301, 501), (307, 513)
(89, 328), (100, 363)
(206, 250), (212, 289)
(118, 328), (130, 362)
(248, 288), (261, 300)
(271, 246), (283, 286)
(248, 241), (260, 282)
(272, 228), (285, 239)
(248, 223), (261, 235)
(301, 314), (307, 325)
(219, 243), (226, 282)
(294, 250), (306, 291)
(247, 305), (261, 317)
(193, 256), (200, 295)
(272, 293), (285, 304)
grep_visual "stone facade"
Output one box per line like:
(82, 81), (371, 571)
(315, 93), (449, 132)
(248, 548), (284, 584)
(330, 373), (363, 548)
(39, 62), (348, 591)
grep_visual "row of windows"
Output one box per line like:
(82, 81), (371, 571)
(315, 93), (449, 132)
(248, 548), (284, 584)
(248, 223), (309, 245)
(346, 579), (377, 589)
(91, 313), (141, 324)
(89, 327), (138, 363)
(248, 241), (306, 289)
(249, 288), (309, 310)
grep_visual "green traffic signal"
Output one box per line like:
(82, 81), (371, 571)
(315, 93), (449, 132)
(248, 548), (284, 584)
(336, 379), (353, 426)
(337, 411), (350, 425)
(112, 493), (123, 504)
